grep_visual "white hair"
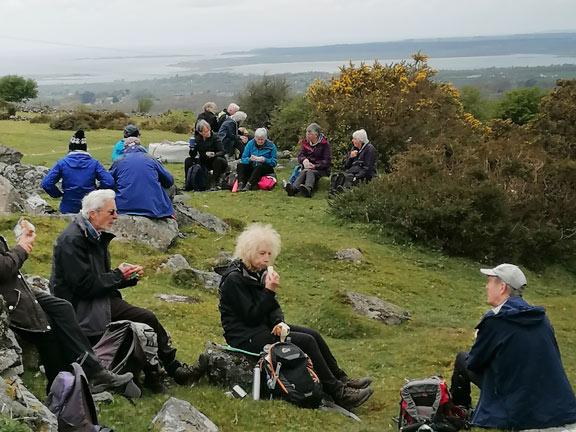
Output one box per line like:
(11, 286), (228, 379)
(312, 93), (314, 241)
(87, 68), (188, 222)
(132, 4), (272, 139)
(81, 189), (116, 219)
(234, 223), (282, 268)
(231, 111), (247, 124)
(196, 119), (211, 133)
(306, 123), (322, 136)
(203, 102), (217, 112)
(227, 103), (240, 113)
(352, 129), (369, 144)
(254, 128), (268, 139)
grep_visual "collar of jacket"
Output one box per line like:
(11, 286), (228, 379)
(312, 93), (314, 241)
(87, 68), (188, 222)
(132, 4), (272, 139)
(72, 214), (116, 245)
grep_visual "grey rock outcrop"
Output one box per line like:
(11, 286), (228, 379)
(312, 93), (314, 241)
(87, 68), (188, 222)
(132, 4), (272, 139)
(157, 254), (191, 273)
(0, 163), (50, 196)
(23, 194), (54, 215)
(151, 397), (219, 432)
(210, 251), (234, 269)
(0, 145), (23, 165)
(196, 342), (257, 390)
(174, 201), (229, 234)
(108, 215), (179, 251)
(346, 291), (410, 325)
(155, 294), (201, 304)
(335, 248), (364, 264)
(172, 268), (221, 290)
(0, 175), (24, 215)
(279, 150), (292, 159)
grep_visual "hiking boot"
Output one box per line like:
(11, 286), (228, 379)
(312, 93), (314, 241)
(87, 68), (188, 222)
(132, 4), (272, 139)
(143, 369), (168, 394)
(299, 184), (312, 198)
(342, 376), (373, 389)
(285, 183), (296, 196)
(333, 386), (374, 410)
(171, 363), (203, 386)
(240, 182), (252, 192)
(90, 368), (138, 396)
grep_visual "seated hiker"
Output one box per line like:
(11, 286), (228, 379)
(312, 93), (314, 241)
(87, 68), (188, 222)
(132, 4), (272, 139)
(111, 124), (147, 162)
(50, 190), (199, 391)
(285, 123), (332, 198)
(0, 222), (137, 395)
(449, 264), (576, 430)
(184, 119), (228, 191)
(217, 102), (240, 131)
(109, 138), (174, 218)
(42, 130), (114, 214)
(330, 129), (377, 195)
(217, 223), (374, 410)
(218, 111), (248, 158)
(237, 128), (278, 192)
(194, 102), (219, 141)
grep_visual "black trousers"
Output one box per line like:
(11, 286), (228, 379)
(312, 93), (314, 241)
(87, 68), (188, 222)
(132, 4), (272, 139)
(204, 157), (228, 187)
(450, 351), (483, 407)
(237, 324), (346, 395)
(292, 169), (324, 192)
(237, 163), (274, 189)
(15, 291), (102, 392)
(109, 296), (178, 372)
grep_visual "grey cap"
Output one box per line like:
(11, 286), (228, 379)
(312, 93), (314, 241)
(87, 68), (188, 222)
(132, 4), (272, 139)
(480, 263), (527, 290)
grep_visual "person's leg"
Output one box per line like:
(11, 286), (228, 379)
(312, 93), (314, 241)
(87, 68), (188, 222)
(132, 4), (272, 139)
(184, 157), (194, 184)
(212, 157), (228, 187)
(236, 163), (252, 187)
(450, 351), (483, 407)
(247, 164), (274, 189)
(236, 331), (276, 354)
(304, 170), (321, 192)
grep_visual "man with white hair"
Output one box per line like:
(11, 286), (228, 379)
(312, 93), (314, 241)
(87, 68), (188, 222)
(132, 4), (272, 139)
(449, 263), (576, 430)
(217, 102), (240, 130)
(218, 110), (248, 158)
(50, 190), (199, 390)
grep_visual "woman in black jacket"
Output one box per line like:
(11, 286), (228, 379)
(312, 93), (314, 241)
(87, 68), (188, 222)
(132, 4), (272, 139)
(217, 223), (374, 410)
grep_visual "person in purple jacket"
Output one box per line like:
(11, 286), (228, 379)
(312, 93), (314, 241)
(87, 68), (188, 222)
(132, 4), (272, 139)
(286, 123), (332, 198)
(42, 130), (114, 214)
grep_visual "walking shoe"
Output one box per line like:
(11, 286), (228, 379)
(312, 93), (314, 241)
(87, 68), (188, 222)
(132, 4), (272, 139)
(333, 386), (374, 410)
(143, 369), (168, 394)
(342, 376), (373, 389)
(240, 182), (252, 192)
(90, 368), (139, 396)
(299, 184), (312, 198)
(286, 183), (296, 196)
(171, 363), (203, 386)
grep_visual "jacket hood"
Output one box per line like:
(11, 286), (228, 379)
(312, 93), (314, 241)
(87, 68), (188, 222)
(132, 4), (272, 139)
(482, 296), (546, 327)
(63, 151), (94, 169)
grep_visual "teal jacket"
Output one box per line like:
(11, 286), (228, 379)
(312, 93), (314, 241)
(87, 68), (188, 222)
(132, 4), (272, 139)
(241, 139), (277, 167)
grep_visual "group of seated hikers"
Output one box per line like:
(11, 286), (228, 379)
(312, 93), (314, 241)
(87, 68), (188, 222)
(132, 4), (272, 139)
(7, 103), (576, 430)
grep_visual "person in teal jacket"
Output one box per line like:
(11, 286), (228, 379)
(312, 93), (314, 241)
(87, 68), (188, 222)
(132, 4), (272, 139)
(111, 124), (147, 162)
(237, 128), (277, 192)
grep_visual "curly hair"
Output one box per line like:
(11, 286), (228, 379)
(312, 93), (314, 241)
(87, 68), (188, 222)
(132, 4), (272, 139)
(234, 223), (281, 268)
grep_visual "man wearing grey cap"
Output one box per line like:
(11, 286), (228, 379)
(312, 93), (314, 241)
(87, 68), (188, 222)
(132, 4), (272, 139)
(450, 263), (576, 430)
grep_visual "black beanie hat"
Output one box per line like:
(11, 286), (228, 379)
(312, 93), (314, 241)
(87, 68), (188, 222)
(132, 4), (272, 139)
(69, 130), (87, 151)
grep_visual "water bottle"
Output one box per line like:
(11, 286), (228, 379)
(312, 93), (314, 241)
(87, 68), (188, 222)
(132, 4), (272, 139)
(252, 365), (260, 400)
(189, 137), (195, 148)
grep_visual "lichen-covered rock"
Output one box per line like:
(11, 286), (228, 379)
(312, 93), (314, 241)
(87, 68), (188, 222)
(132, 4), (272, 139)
(23, 275), (50, 293)
(156, 254), (191, 273)
(0, 175), (24, 215)
(155, 294), (201, 304)
(0, 163), (50, 197)
(173, 201), (229, 234)
(23, 194), (54, 215)
(151, 397), (219, 432)
(108, 215), (179, 251)
(0, 145), (23, 165)
(210, 251), (234, 269)
(335, 248), (364, 264)
(196, 342), (257, 390)
(172, 268), (221, 290)
(346, 291), (410, 325)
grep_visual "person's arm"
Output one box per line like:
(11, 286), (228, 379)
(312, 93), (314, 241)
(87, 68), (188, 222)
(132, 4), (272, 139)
(220, 273), (281, 326)
(41, 163), (63, 198)
(95, 161), (115, 190)
(357, 144), (376, 179)
(263, 143), (277, 167)
(343, 148), (356, 169)
(465, 318), (501, 374)
(154, 160), (175, 188)
(213, 134), (225, 158)
(53, 236), (129, 299)
(315, 141), (332, 171)
(241, 140), (253, 165)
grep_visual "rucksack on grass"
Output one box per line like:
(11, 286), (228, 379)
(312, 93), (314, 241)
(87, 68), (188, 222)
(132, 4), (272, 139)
(398, 376), (469, 432)
(184, 163), (206, 191)
(260, 341), (323, 409)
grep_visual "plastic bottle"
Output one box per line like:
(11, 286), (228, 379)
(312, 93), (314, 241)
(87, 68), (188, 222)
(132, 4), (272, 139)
(252, 365), (260, 400)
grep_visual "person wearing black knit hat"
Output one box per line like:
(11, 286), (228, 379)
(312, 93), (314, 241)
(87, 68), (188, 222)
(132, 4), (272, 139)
(42, 130), (114, 214)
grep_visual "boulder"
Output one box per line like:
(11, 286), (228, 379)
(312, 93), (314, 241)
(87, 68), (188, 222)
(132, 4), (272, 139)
(148, 140), (189, 163)
(156, 254), (191, 273)
(346, 291), (410, 325)
(23, 274), (50, 293)
(23, 193), (54, 215)
(108, 215), (179, 251)
(210, 250), (234, 269)
(279, 150), (292, 159)
(0, 163), (50, 196)
(0, 145), (23, 165)
(155, 294), (201, 304)
(0, 377), (58, 432)
(196, 342), (257, 390)
(0, 175), (24, 215)
(172, 268), (221, 290)
(335, 248), (364, 264)
(151, 397), (219, 432)
(92, 391), (114, 404)
(174, 201), (229, 234)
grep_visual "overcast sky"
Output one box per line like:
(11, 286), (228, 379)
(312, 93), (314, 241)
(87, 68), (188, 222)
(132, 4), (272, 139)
(1, 0), (576, 57)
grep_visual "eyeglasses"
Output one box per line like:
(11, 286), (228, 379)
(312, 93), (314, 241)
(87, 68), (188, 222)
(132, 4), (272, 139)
(106, 209), (117, 215)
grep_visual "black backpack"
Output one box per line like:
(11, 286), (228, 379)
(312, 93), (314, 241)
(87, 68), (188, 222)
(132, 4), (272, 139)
(260, 341), (323, 409)
(184, 163), (206, 191)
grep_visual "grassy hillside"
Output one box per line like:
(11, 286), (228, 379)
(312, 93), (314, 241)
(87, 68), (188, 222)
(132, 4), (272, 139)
(2, 120), (576, 431)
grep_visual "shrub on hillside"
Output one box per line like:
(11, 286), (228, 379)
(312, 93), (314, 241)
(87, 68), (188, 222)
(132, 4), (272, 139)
(268, 95), (311, 150)
(237, 75), (290, 130)
(29, 114), (53, 123)
(139, 110), (194, 134)
(49, 110), (130, 130)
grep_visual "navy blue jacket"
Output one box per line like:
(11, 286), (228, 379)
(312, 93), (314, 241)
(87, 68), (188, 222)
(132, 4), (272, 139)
(218, 118), (243, 154)
(109, 148), (175, 218)
(467, 296), (576, 429)
(42, 151), (114, 214)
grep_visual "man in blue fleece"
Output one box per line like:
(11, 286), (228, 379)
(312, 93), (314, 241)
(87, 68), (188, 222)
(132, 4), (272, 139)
(450, 264), (576, 430)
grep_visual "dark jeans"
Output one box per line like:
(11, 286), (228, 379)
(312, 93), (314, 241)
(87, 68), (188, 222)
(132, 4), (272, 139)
(204, 156), (228, 187)
(15, 291), (102, 392)
(237, 324), (346, 395)
(237, 163), (274, 189)
(450, 351), (483, 407)
(292, 169), (324, 192)
(109, 296), (178, 372)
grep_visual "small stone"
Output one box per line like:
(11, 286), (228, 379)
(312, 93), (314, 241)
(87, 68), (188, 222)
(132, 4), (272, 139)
(157, 254), (191, 273)
(155, 294), (201, 304)
(335, 248), (364, 264)
(150, 397), (219, 432)
(346, 291), (410, 325)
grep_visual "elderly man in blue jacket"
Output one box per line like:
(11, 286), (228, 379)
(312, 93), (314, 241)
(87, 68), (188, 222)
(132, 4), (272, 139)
(450, 263), (576, 430)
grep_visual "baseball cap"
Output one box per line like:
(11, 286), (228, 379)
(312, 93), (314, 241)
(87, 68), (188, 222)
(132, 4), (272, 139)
(480, 263), (527, 290)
